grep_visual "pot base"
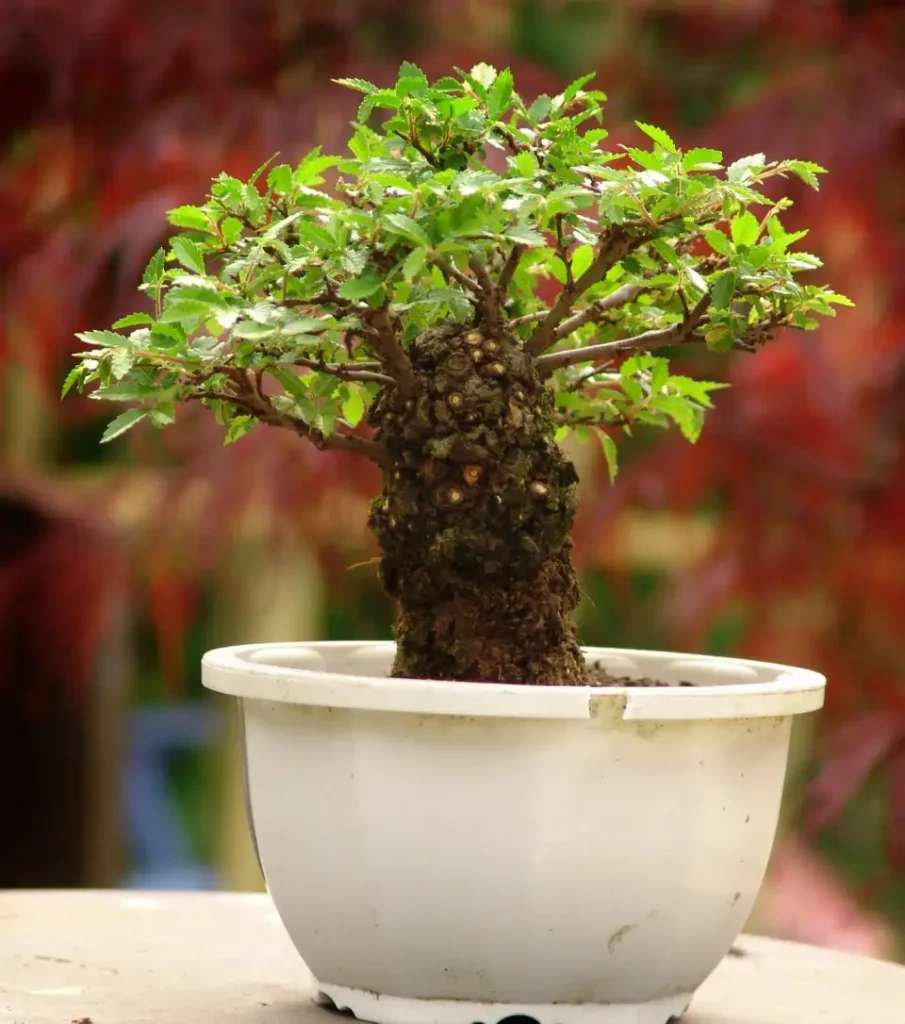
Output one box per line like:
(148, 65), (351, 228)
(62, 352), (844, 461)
(316, 984), (692, 1024)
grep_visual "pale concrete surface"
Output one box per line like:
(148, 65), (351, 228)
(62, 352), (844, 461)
(2, 890), (904, 1023)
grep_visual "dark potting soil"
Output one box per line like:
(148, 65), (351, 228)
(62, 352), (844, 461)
(588, 661), (695, 689)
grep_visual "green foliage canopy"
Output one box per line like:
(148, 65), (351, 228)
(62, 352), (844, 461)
(66, 62), (850, 475)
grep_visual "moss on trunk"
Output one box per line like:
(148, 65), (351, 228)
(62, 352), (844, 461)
(368, 323), (591, 685)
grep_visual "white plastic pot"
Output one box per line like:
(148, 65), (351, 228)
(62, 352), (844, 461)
(202, 641), (825, 1024)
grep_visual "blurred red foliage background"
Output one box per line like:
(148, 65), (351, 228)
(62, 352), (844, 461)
(1, 0), (903, 940)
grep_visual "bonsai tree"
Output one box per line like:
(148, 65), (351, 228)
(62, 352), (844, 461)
(66, 64), (850, 686)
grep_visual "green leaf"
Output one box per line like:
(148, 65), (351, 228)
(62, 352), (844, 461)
(112, 313), (155, 329)
(142, 248), (165, 288)
(248, 154), (279, 189)
(656, 395), (704, 443)
(598, 432), (619, 481)
(399, 60), (427, 83)
(167, 206), (215, 232)
(403, 248), (427, 281)
(232, 321), (276, 340)
(158, 299), (218, 323)
(282, 315), (329, 335)
(149, 405), (176, 428)
(635, 122), (677, 152)
(342, 389), (366, 427)
(706, 230), (734, 257)
(151, 322), (185, 344)
(384, 212), (431, 247)
(685, 266), (708, 295)
(338, 270), (384, 301)
(267, 164), (293, 193)
(92, 381), (162, 403)
(563, 73), (596, 103)
(470, 63), (498, 88)
(626, 147), (663, 171)
(512, 151), (540, 177)
(294, 153), (343, 185)
(782, 160), (827, 190)
(396, 75), (427, 99)
(570, 245), (594, 279)
(100, 408), (149, 444)
(224, 415), (255, 444)
(270, 365), (310, 401)
(167, 283), (227, 306)
(170, 235), (206, 275)
(711, 271), (738, 310)
(727, 153), (766, 183)
(731, 210), (760, 248)
(704, 327), (735, 352)
(527, 95), (553, 122)
(333, 77), (378, 95)
(668, 376), (729, 407)
(61, 365), (85, 398)
(211, 173), (245, 208)
(682, 148), (723, 170)
(504, 224), (546, 247)
(652, 237), (681, 268)
(110, 348), (134, 379)
(650, 357), (670, 393)
(826, 291), (855, 307)
(76, 329), (129, 348)
(487, 68), (514, 120)
(221, 217), (243, 245)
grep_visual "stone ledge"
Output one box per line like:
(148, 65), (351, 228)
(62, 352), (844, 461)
(1, 890), (903, 1024)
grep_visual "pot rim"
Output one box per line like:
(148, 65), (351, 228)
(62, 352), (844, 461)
(202, 641), (825, 722)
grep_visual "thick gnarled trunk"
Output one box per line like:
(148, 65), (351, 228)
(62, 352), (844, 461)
(368, 323), (590, 685)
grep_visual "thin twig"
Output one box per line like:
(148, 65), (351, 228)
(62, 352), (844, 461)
(553, 411), (631, 430)
(491, 124), (528, 155)
(536, 293), (711, 373)
(554, 215), (574, 289)
(508, 310), (548, 328)
(293, 357), (395, 387)
(192, 381), (387, 463)
(552, 284), (645, 341)
(433, 258), (483, 296)
(566, 363), (615, 392)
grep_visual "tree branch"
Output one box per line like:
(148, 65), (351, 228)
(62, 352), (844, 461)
(293, 356), (395, 387)
(469, 255), (503, 334)
(536, 293), (711, 373)
(360, 306), (419, 397)
(193, 378), (387, 464)
(526, 227), (649, 356)
(491, 124), (528, 155)
(553, 411), (630, 430)
(553, 214), (574, 289)
(394, 131), (440, 167)
(552, 283), (645, 341)
(434, 258), (483, 296)
(497, 244), (523, 297)
(508, 310), (547, 328)
(565, 363), (615, 391)
(241, 283), (418, 395)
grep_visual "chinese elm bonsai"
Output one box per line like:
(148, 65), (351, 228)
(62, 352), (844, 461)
(66, 64), (850, 686)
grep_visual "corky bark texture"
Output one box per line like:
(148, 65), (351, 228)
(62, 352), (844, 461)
(368, 322), (591, 685)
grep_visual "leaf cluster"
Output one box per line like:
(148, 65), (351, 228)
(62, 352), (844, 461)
(66, 62), (851, 474)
